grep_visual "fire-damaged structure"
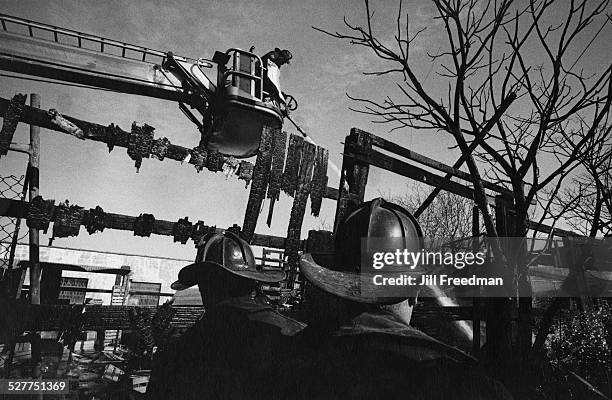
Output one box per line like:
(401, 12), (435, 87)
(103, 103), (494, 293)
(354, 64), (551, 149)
(0, 10), (606, 400)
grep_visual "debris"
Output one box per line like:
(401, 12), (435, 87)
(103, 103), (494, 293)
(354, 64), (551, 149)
(129, 307), (155, 356)
(102, 364), (124, 382)
(131, 373), (150, 393)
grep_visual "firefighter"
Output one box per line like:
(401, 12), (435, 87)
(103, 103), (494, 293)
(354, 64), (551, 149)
(280, 198), (514, 399)
(262, 48), (293, 69)
(260, 48), (292, 105)
(146, 230), (305, 400)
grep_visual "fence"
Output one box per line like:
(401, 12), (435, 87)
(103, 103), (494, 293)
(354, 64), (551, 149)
(0, 174), (27, 275)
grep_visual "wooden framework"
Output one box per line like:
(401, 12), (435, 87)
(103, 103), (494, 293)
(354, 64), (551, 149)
(329, 127), (586, 356)
(333, 128), (569, 241)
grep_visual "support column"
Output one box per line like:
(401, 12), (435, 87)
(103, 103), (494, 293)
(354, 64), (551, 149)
(27, 94), (42, 379)
(28, 93), (41, 305)
(333, 128), (371, 231)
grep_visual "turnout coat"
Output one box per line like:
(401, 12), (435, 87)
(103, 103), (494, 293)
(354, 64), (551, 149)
(274, 310), (514, 400)
(146, 295), (305, 400)
(147, 300), (512, 399)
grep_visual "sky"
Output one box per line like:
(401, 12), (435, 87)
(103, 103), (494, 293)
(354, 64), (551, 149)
(0, 0), (610, 260)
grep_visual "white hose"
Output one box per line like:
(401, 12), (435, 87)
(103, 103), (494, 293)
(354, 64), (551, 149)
(285, 114), (342, 178)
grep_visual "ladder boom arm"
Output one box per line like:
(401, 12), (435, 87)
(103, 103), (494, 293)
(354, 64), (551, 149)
(0, 14), (213, 103)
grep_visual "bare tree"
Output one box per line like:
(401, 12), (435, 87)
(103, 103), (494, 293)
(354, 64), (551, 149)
(387, 183), (474, 238)
(553, 125), (612, 237)
(316, 0), (612, 376)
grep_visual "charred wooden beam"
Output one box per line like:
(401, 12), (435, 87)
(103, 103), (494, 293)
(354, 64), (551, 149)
(0, 197), (286, 249)
(242, 125), (275, 242)
(334, 128), (371, 231)
(0, 95), (253, 176)
(0, 96), (341, 201)
(285, 141), (316, 288)
(310, 146), (329, 217)
(281, 134), (304, 197)
(267, 131), (287, 201)
(527, 220), (581, 237)
(0, 197), (28, 217)
(369, 132), (513, 197)
(345, 144), (498, 205)
(266, 130), (287, 226)
(0, 93), (27, 157)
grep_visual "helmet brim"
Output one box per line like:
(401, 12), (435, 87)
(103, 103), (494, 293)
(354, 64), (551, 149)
(299, 253), (422, 304)
(170, 280), (192, 291)
(172, 261), (286, 291)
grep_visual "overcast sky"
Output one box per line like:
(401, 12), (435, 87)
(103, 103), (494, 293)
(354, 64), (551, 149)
(1, 0), (610, 260)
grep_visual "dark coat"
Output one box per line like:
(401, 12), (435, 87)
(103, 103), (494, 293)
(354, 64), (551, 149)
(148, 304), (512, 399)
(271, 310), (514, 400)
(146, 296), (305, 400)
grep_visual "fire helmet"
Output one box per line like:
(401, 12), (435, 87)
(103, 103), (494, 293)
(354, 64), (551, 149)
(172, 231), (285, 291)
(300, 198), (424, 304)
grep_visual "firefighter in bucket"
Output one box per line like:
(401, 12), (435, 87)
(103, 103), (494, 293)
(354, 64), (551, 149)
(261, 48), (292, 107)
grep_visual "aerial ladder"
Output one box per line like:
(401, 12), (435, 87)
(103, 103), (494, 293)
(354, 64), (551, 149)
(0, 13), (298, 158)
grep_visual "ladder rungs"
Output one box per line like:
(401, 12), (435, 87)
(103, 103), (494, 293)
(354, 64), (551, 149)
(0, 13), (208, 66)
